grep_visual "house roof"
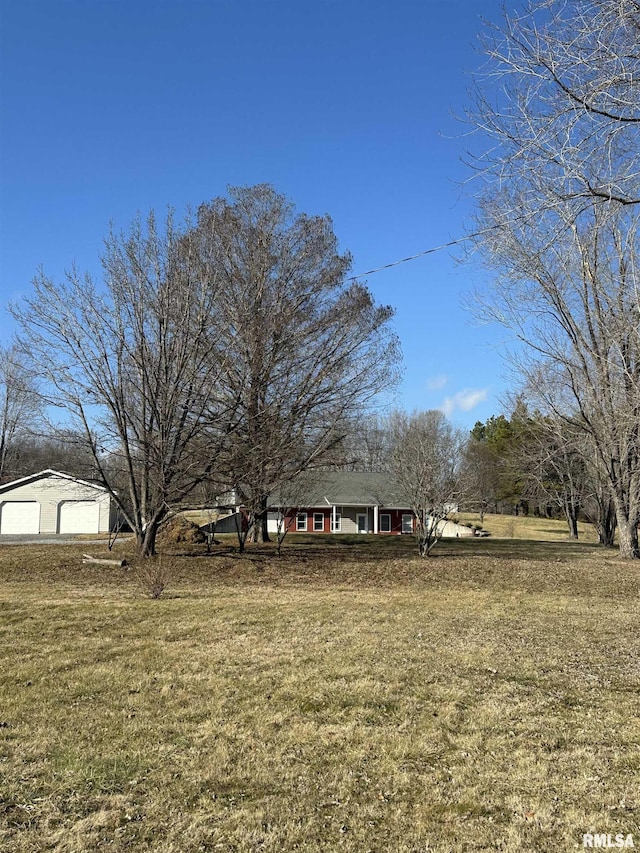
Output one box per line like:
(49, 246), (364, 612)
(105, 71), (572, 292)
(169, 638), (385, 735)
(269, 470), (411, 508)
(0, 469), (108, 495)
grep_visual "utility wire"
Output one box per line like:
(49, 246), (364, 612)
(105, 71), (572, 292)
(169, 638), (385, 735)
(346, 222), (513, 281)
(348, 184), (623, 281)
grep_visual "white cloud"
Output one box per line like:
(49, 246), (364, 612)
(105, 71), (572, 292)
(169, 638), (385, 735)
(426, 374), (448, 391)
(440, 387), (489, 417)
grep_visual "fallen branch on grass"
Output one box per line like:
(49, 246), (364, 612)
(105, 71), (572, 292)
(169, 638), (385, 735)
(82, 554), (128, 567)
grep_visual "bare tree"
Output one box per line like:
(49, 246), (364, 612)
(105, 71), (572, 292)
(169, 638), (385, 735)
(475, 206), (640, 556)
(470, 0), (640, 557)
(512, 403), (618, 545)
(12, 211), (235, 556)
(460, 437), (501, 524)
(470, 0), (640, 214)
(338, 412), (394, 472)
(514, 414), (590, 539)
(388, 410), (464, 557)
(193, 185), (400, 544)
(0, 345), (40, 481)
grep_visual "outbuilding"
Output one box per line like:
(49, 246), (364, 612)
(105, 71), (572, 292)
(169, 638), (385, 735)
(0, 469), (115, 536)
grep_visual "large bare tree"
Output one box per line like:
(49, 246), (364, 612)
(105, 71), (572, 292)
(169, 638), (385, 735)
(470, 0), (640, 213)
(388, 410), (464, 556)
(475, 204), (640, 556)
(192, 185), (400, 543)
(470, 0), (640, 557)
(12, 212), (234, 556)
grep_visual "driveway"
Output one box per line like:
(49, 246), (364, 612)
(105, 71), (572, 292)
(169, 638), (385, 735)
(0, 535), (131, 546)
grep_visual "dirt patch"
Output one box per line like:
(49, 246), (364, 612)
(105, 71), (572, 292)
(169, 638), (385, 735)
(158, 516), (206, 545)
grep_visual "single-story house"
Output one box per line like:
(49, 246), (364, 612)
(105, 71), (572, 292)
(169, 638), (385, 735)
(208, 472), (469, 538)
(267, 471), (417, 535)
(0, 469), (115, 535)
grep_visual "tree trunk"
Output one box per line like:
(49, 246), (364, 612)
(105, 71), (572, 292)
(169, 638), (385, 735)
(609, 483), (640, 557)
(617, 519), (639, 559)
(235, 512), (249, 554)
(592, 496), (617, 547)
(137, 521), (159, 557)
(251, 496), (271, 543)
(564, 502), (579, 539)
(261, 510), (271, 542)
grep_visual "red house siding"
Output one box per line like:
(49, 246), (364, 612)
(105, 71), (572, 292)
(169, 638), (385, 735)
(282, 507), (413, 534)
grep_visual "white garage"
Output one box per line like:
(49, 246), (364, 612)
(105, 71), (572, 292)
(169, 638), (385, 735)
(0, 501), (41, 535)
(0, 470), (114, 536)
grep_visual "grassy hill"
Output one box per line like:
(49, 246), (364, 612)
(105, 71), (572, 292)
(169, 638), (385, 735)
(458, 511), (599, 542)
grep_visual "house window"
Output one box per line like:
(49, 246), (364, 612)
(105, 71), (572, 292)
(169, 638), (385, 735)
(313, 512), (324, 531)
(330, 512), (341, 532)
(402, 514), (413, 534)
(296, 512), (307, 532)
(380, 513), (391, 533)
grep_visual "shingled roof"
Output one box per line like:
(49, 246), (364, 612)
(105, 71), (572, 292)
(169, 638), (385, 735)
(269, 471), (411, 508)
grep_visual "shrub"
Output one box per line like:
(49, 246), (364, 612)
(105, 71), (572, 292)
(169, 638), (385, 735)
(137, 557), (168, 599)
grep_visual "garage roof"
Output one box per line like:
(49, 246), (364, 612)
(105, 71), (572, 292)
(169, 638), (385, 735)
(0, 469), (108, 494)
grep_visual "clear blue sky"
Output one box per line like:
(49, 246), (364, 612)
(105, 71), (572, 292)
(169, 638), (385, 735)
(0, 0), (513, 430)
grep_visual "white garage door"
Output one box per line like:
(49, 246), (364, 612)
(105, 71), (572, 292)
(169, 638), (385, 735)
(58, 501), (100, 534)
(0, 501), (41, 534)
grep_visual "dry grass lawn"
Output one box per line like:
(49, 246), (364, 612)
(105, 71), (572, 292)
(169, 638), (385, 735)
(458, 511), (598, 542)
(0, 525), (638, 852)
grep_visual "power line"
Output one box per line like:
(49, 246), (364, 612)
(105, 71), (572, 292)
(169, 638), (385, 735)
(347, 228), (488, 281)
(347, 193), (610, 281)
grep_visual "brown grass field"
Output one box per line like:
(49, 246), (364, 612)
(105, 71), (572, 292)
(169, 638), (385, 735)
(1, 515), (638, 852)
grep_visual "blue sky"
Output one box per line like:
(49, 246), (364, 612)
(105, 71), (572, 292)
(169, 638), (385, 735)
(0, 0), (513, 430)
